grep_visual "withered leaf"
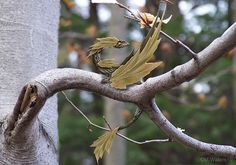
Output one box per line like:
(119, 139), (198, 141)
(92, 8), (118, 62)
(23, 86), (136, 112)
(90, 127), (119, 162)
(97, 59), (120, 68)
(138, 11), (172, 28)
(110, 5), (167, 89)
(88, 37), (121, 57)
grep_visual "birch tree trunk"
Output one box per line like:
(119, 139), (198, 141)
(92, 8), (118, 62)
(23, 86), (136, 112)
(0, 1), (60, 164)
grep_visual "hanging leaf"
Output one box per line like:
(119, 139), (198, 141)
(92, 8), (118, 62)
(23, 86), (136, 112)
(110, 3), (167, 89)
(90, 128), (119, 162)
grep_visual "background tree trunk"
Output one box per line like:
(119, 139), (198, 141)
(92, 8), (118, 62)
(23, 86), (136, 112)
(104, 1), (128, 165)
(0, 0), (59, 164)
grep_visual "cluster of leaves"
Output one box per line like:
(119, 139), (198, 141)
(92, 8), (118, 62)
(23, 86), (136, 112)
(89, 4), (169, 89)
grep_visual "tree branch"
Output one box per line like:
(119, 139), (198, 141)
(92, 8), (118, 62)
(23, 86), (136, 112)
(141, 99), (236, 158)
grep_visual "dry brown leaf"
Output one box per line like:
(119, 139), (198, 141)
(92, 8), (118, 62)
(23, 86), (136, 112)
(110, 4), (167, 89)
(90, 127), (119, 162)
(88, 37), (121, 57)
(137, 11), (172, 28)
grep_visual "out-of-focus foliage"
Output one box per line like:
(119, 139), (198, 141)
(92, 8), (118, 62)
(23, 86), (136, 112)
(58, 0), (236, 165)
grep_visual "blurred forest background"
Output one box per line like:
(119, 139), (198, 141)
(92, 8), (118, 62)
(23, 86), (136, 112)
(58, 0), (236, 164)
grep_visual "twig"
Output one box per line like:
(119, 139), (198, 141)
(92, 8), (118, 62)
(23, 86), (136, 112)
(118, 108), (143, 130)
(115, 1), (140, 20)
(117, 134), (170, 145)
(61, 91), (170, 145)
(103, 116), (112, 130)
(62, 91), (108, 131)
(116, 1), (198, 59)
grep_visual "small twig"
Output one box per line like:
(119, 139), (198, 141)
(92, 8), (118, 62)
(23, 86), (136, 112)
(103, 116), (112, 130)
(118, 108), (143, 130)
(115, 2), (140, 20)
(118, 134), (170, 145)
(62, 91), (170, 145)
(116, 1), (198, 59)
(62, 91), (108, 131)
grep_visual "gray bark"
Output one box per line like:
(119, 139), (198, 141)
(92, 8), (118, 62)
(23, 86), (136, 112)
(0, 0), (59, 164)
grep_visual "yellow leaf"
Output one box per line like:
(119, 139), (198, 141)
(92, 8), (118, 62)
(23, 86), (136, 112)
(97, 59), (120, 68)
(111, 62), (163, 89)
(88, 37), (121, 57)
(110, 3), (167, 89)
(90, 127), (119, 162)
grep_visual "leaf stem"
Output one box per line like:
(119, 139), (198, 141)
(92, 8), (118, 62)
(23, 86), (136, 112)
(118, 108), (142, 130)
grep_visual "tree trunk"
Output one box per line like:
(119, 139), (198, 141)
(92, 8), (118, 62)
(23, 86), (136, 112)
(104, 1), (127, 165)
(0, 0), (59, 164)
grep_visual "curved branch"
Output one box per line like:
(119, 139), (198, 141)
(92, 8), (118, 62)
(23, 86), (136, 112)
(142, 99), (236, 158)
(33, 69), (143, 103)
(140, 22), (236, 100)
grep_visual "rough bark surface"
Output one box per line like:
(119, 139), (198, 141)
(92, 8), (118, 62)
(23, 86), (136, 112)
(0, 0), (59, 164)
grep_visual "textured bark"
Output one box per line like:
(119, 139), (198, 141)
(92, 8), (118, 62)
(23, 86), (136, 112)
(0, 0), (59, 164)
